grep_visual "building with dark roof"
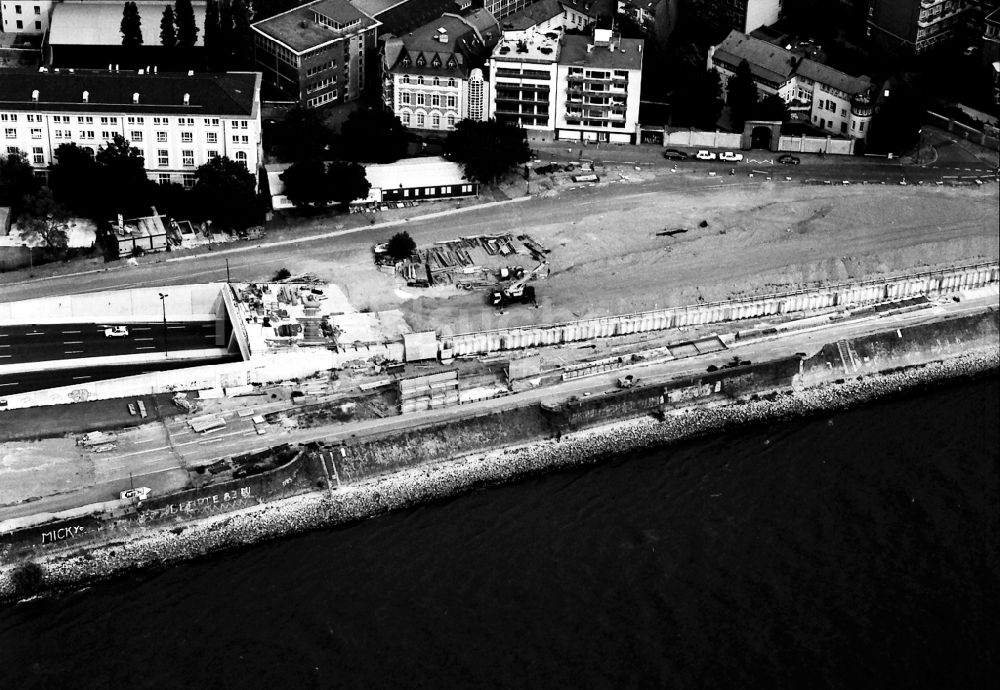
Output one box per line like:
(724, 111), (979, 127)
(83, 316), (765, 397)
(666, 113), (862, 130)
(352, 0), (461, 36)
(0, 69), (261, 185)
(382, 8), (499, 130)
(709, 30), (873, 139)
(252, 0), (380, 107)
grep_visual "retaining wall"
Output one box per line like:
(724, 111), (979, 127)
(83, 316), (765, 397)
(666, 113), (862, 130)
(440, 263), (999, 357)
(664, 129), (743, 149)
(0, 451), (323, 563)
(0, 283), (225, 325)
(777, 135), (855, 155)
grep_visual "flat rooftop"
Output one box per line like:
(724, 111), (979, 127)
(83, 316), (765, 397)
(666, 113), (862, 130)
(252, 0), (378, 54)
(493, 26), (562, 63)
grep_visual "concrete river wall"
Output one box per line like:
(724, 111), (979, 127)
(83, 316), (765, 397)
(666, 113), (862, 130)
(2, 308), (997, 564)
(440, 263), (999, 357)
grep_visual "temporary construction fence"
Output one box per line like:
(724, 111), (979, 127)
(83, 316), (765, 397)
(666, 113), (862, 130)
(440, 263), (999, 358)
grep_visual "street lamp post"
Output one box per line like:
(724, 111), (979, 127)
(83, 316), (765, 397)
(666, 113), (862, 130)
(158, 292), (169, 359)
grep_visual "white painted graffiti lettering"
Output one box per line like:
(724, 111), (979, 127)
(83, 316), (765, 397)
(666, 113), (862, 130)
(41, 525), (86, 544)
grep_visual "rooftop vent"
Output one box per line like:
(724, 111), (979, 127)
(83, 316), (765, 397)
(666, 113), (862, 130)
(183, 92), (190, 105)
(187, 70), (194, 76)
(138, 69), (145, 75)
(31, 89), (39, 102)
(83, 90), (89, 103)
(133, 92), (140, 104)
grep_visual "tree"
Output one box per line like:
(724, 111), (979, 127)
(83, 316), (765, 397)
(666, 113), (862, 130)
(756, 94), (790, 123)
(10, 562), (45, 597)
(278, 107), (335, 162)
(96, 135), (154, 216)
(193, 156), (259, 230)
(160, 4), (176, 48)
(340, 108), (409, 164)
(17, 188), (70, 251)
(670, 68), (724, 129)
(386, 231), (416, 261)
(48, 143), (100, 217)
(867, 84), (924, 155)
(444, 119), (531, 184)
(174, 0), (199, 48)
(218, 0), (235, 67)
(203, 0), (221, 70)
(280, 159), (333, 207)
(230, 0), (254, 70)
(326, 161), (370, 208)
(0, 153), (41, 214)
(726, 59), (759, 131)
(121, 1), (143, 48)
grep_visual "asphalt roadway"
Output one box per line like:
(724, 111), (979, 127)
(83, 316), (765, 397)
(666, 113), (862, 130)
(1, 293), (994, 526)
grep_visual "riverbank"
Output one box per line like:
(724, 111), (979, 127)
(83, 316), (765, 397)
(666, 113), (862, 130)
(2, 343), (996, 603)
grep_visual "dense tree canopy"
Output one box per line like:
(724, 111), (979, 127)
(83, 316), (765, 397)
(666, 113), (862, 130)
(0, 153), (41, 214)
(96, 135), (155, 217)
(867, 84), (924, 155)
(121, 1), (143, 48)
(280, 159), (332, 207)
(273, 107), (335, 162)
(326, 161), (370, 208)
(726, 60), (759, 131)
(48, 143), (100, 218)
(230, 0), (254, 70)
(160, 4), (176, 48)
(756, 94), (790, 123)
(193, 156), (259, 230)
(386, 231), (416, 261)
(444, 119), (531, 184)
(340, 108), (409, 164)
(204, 0), (221, 69)
(17, 188), (70, 251)
(174, 0), (199, 48)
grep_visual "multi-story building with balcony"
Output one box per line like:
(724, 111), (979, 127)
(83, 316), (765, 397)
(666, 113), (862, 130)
(252, 0), (380, 108)
(489, 28), (561, 130)
(382, 8), (499, 130)
(0, 69), (261, 187)
(556, 29), (643, 143)
(709, 30), (873, 139)
(867, 0), (969, 54)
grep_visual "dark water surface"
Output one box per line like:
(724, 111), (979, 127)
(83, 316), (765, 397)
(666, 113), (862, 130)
(2, 376), (998, 690)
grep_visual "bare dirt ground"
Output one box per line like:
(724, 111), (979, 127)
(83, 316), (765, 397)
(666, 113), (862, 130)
(328, 183), (999, 335)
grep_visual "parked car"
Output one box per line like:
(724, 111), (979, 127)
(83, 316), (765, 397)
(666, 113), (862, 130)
(719, 151), (744, 162)
(662, 149), (688, 161)
(778, 154), (801, 165)
(120, 487), (151, 501)
(695, 150), (717, 161)
(104, 326), (129, 338)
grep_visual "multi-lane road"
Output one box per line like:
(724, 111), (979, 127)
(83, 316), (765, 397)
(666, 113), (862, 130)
(0, 321), (230, 395)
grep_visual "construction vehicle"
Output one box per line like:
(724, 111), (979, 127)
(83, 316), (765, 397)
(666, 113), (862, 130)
(490, 261), (547, 309)
(617, 374), (638, 389)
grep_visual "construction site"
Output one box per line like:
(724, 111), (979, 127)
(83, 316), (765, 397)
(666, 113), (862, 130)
(374, 233), (552, 308)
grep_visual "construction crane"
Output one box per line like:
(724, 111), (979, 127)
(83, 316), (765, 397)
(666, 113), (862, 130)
(490, 261), (548, 309)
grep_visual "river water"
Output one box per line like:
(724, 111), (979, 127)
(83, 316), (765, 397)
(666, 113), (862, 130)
(2, 375), (997, 689)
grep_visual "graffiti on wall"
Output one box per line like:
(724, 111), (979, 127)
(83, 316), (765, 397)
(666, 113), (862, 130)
(40, 525), (86, 544)
(138, 487), (255, 522)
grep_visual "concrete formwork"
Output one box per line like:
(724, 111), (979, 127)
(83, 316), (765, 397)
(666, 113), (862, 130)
(439, 263), (999, 357)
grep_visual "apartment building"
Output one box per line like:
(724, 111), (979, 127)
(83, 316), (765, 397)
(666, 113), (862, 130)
(488, 26), (562, 131)
(867, 0), (969, 54)
(0, 69), (262, 187)
(0, 0), (53, 34)
(252, 0), (380, 108)
(382, 8), (499, 130)
(709, 30), (873, 138)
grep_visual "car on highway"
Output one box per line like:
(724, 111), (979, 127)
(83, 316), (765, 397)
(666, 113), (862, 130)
(662, 149), (688, 161)
(778, 154), (801, 165)
(695, 150), (717, 161)
(719, 151), (744, 162)
(104, 326), (129, 338)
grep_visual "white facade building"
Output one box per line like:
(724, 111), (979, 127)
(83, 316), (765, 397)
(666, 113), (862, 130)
(0, 0), (53, 34)
(0, 69), (262, 187)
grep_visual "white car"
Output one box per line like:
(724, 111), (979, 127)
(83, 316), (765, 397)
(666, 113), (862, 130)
(719, 151), (744, 162)
(120, 487), (151, 501)
(104, 326), (129, 338)
(695, 150), (717, 161)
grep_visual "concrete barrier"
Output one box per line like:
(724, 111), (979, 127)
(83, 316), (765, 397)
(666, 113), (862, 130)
(0, 283), (225, 325)
(440, 263), (999, 357)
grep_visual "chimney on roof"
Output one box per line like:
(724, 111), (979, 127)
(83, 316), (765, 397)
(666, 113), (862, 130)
(83, 90), (89, 103)
(146, 66), (151, 74)
(115, 64), (119, 72)
(138, 69), (145, 75)
(153, 66), (158, 74)
(108, 64), (113, 71)
(31, 90), (39, 102)
(183, 93), (190, 105)
(133, 92), (140, 104)
(187, 70), (194, 76)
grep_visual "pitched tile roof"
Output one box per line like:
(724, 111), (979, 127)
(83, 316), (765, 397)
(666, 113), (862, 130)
(388, 11), (499, 78)
(557, 34), (643, 70)
(252, 0), (378, 54)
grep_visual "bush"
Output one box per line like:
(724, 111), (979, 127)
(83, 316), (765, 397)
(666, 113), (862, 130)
(386, 231), (416, 261)
(273, 267), (291, 281)
(10, 561), (44, 596)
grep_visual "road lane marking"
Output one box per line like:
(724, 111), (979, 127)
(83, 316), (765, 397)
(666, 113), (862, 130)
(0, 344), (8, 348)
(65, 350), (83, 354)
(0, 355), (10, 359)
(0, 382), (19, 386)
(63, 340), (83, 344)
(25, 332), (45, 336)
(204, 335), (216, 338)
(133, 327), (152, 331)
(136, 346), (156, 350)
(72, 376), (91, 380)
(61, 330), (81, 334)
(135, 337), (154, 341)
(167, 326), (186, 329)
